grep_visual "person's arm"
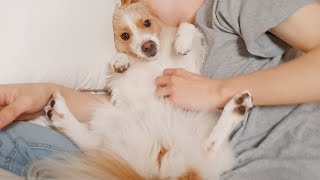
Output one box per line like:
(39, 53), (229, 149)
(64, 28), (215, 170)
(48, 83), (109, 122)
(155, 3), (320, 110)
(0, 83), (109, 128)
(221, 3), (320, 106)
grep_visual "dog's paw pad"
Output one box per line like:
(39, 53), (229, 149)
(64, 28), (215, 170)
(46, 109), (53, 119)
(233, 91), (253, 115)
(235, 106), (246, 115)
(113, 61), (130, 73)
(223, 91), (253, 118)
(111, 53), (130, 73)
(44, 91), (70, 129)
(50, 99), (55, 107)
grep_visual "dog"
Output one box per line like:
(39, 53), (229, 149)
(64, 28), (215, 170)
(18, 1), (253, 179)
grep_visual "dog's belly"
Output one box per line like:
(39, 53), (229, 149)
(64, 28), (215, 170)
(90, 61), (235, 178)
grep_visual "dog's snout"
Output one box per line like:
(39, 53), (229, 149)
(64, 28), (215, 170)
(141, 41), (157, 57)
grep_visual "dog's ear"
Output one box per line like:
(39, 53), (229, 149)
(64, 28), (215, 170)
(120, 0), (140, 6)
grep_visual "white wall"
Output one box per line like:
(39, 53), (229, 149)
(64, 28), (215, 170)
(0, 0), (117, 90)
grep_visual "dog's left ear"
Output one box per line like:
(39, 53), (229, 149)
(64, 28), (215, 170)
(120, 0), (140, 6)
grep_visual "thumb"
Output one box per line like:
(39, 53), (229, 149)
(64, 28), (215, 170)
(0, 99), (28, 128)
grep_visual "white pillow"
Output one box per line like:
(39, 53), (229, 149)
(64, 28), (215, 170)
(0, 0), (118, 90)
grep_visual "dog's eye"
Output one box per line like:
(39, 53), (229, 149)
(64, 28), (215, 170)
(120, 33), (130, 41)
(144, 20), (151, 28)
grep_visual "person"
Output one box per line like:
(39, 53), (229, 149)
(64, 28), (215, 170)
(1, 0), (320, 178)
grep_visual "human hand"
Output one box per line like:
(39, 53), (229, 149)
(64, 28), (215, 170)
(0, 83), (55, 128)
(155, 69), (227, 111)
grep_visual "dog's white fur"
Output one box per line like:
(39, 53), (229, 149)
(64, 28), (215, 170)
(3, 2), (253, 180)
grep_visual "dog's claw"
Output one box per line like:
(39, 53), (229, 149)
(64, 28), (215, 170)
(175, 22), (196, 56)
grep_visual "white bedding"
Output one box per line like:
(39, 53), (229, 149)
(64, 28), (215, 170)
(0, 0), (118, 90)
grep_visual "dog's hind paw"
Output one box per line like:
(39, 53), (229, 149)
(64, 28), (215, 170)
(175, 22), (196, 56)
(204, 91), (253, 158)
(44, 91), (72, 131)
(226, 91), (253, 117)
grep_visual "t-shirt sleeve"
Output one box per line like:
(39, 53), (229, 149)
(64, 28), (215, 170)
(215, 0), (317, 58)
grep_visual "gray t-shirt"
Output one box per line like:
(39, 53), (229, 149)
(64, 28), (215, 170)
(196, 0), (320, 179)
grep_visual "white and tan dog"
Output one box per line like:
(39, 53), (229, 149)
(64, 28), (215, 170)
(17, 1), (253, 179)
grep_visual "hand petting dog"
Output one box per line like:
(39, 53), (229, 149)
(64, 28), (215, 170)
(156, 68), (226, 111)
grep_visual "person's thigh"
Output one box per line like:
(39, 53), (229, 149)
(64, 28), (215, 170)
(0, 121), (79, 176)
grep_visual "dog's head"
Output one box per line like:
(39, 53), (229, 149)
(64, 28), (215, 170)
(113, 0), (163, 60)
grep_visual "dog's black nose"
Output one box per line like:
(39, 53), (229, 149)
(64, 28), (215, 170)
(141, 41), (157, 57)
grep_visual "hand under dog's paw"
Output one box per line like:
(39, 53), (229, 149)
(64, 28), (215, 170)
(111, 53), (130, 73)
(175, 22), (196, 56)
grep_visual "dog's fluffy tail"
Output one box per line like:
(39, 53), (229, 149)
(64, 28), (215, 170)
(25, 150), (143, 180)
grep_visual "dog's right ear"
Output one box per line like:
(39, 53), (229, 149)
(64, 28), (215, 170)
(120, 0), (140, 6)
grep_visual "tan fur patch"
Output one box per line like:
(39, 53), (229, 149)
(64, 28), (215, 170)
(113, 25), (134, 56)
(178, 169), (202, 180)
(83, 150), (143, 180)
(120, 0), (140, 6)
(156, 145), (168, 169)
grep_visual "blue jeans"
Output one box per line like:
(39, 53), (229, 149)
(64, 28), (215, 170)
(0, 121), (79, 176)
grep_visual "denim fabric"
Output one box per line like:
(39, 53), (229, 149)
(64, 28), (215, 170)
(0, 121), (79, 176)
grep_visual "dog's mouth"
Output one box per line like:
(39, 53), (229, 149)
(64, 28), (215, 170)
(145, 50), (158, 58)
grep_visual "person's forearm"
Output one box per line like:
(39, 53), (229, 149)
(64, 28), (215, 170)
(220, 46), (320, 106)
(47, 83), (109, 122)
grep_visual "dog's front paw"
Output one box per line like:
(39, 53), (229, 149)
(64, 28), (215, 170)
(111, 53), (130, 73)
(44, 91), (72, 131)
(175, 22), (196, 56)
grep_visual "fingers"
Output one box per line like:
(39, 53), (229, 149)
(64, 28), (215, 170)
(163, 68), (186, 76)
(155, 68), (198, 99)
(155, 87), (172, 97)
(155, 69), (184, 97)
(155, 69), (186, 87)
(0, 99), (28, 128)
(155, 76), (171, 87)
(0, 86), (14, 107)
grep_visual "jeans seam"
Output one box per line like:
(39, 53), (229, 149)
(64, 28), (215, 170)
(8, 139), (21, 172)
(8, 137), (68, 173)
(22, 137), (70, 153)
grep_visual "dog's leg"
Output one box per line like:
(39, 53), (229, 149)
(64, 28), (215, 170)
(44, 91), (102, 149)
(110, 53), (130, 73)
(175, 22), (197, 56)
(205, 91), (253, 157)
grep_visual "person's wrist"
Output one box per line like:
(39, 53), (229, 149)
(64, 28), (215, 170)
(43, 83), (59, 99)
(210, 79), (235, 109)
